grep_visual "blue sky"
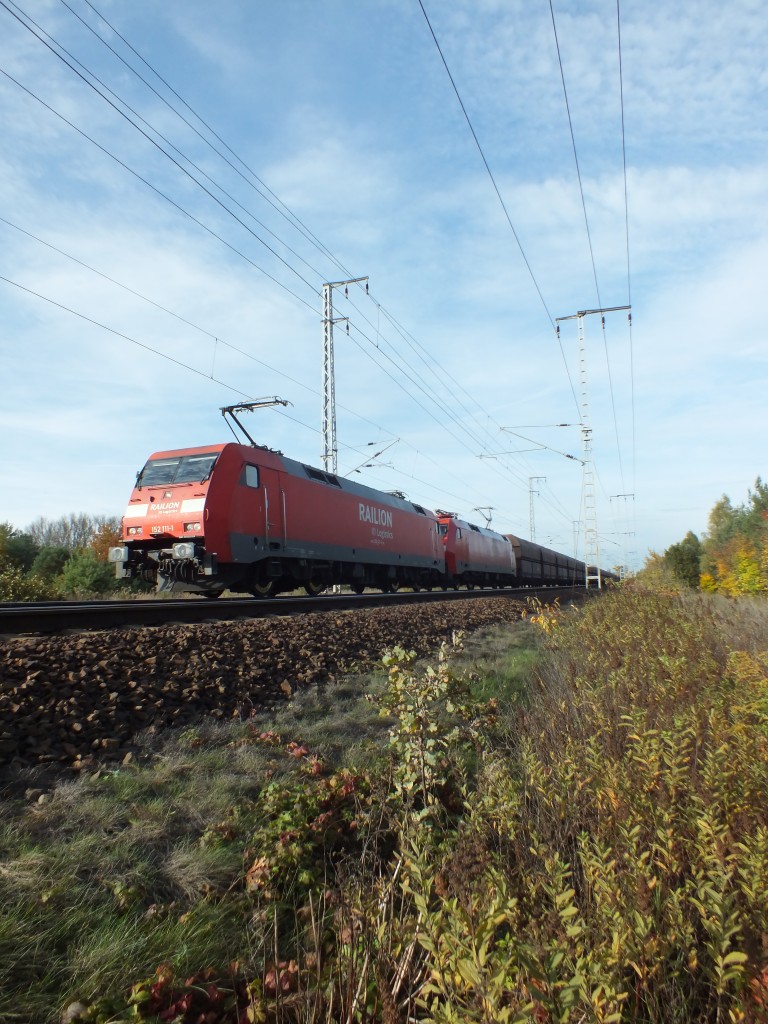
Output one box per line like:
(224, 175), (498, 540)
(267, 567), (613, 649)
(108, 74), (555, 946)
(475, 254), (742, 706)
(1, 0), (766, 571)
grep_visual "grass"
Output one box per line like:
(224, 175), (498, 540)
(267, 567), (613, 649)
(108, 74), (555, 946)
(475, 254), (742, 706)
(2, 595), (768, 1022)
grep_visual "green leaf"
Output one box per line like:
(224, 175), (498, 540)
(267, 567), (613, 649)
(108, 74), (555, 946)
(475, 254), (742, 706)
(721, 951), (748, 967)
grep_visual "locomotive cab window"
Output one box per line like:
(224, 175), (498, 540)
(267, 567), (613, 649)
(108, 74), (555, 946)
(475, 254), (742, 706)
(137, 452), (219, 488)
(241, 465), (260, 488)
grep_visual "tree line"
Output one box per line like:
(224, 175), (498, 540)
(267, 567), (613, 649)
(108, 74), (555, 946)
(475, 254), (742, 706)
(642, 476), (768, 594)
(0, 513), (125, 600)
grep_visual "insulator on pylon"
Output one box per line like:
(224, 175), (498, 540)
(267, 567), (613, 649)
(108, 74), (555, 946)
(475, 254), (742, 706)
(345, 286), (348, 298)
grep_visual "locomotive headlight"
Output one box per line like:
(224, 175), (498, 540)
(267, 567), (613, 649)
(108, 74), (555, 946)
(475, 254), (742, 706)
(172, 542), (196, 560)
(127, 526), (143, 535)
(108, 546), (129, 562)
(183, 522), (202, 532)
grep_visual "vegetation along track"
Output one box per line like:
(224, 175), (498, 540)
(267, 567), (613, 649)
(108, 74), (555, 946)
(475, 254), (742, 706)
(0, 594), (551, 784)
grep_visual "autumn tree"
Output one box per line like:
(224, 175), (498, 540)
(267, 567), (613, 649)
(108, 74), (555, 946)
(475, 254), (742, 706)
(89, 520), (122, 561)
(637, 550), (684, 593)
(700, 478), (768, 594)
(25, 513), (119, 551)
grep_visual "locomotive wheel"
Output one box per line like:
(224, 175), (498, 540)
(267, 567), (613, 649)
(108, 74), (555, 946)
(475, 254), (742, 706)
(351, 582), (365, 595)
(202, 590), (223, 600)
(382, 580), (400, 594)
(304, 580), (326, 597)
(251, 579), (276, 598)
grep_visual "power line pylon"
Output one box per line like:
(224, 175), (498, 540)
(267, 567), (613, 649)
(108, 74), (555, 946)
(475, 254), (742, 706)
(555, 306), (630, 588)
(322, 276), (368, 474)
(528, 477), (546, 542)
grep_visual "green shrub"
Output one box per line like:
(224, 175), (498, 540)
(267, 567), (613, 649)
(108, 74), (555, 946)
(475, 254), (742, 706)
(0, 565), (53, 600)
(55, 550), (115, 597)
(31, 545), (71, 582)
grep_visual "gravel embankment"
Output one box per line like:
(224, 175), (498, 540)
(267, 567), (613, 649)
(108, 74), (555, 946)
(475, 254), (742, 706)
(0, 597), (526, 777)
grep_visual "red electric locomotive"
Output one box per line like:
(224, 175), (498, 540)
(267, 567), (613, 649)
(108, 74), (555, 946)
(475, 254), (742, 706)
(109, 442), (444, 597)
(437, 513), (516, 588)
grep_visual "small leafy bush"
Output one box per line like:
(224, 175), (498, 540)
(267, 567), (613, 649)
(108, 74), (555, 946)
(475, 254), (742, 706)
(0, 565), (53, 600)
(55, 550), (116, 597)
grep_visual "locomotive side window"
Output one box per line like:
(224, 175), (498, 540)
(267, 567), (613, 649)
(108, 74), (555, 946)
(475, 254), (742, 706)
(241, 465), (260, 488)
(137, 452), (219, 488)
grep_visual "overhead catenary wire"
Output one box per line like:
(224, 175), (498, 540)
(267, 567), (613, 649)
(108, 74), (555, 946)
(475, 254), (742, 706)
(0, 215), (454, 454)
(0, 65), (320, 317)
(0, 272), (386, 453)
(0, 0), (323, 299)
(0, 235), (538, 528)
(343, 314), (575, 510)
(547, 0), (626, 493)
(0, 69), (536, 520)
(0, 270), (533, 530)
(7, 0), (334, 289)
(64, 0), (582, 463)
(344, 285), (522, 459)
(1, 1), (600, 538)
(616, 0), (637, 507)
(417, 0), (553, 329)
(74, 0), (356, 281)
(64, 0), (547, 462)
(416, 0), (580, 419)
(3, 2), (543, 486)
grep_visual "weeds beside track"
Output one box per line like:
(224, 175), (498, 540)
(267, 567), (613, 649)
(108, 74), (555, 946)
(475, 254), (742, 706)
(1, 588), (767, 1023)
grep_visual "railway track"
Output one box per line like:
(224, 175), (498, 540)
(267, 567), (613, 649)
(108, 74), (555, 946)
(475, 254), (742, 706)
(0, 586), (582, 636)
(1, 588), (577, 779)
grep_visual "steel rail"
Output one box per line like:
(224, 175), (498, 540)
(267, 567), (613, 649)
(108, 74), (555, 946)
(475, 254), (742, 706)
(0, 586), (583, 636)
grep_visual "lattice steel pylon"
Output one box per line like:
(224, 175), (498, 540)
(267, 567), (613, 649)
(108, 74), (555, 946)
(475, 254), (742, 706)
(556, 305), (630, 588)
(322, 277), (368, 474)
(529, 476), (546, 543)
(576, 316), (601, 587)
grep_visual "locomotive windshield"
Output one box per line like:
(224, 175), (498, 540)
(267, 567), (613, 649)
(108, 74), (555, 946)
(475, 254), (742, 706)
(137, 452), (219, 488)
